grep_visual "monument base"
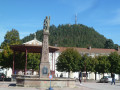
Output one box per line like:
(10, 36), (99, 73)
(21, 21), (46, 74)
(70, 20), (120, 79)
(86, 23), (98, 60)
(40, 63), (50, 78)
(16, 77), (75, 88)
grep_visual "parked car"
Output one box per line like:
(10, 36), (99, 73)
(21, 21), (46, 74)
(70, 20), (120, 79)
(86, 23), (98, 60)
(100, 76), (112, 83)
(0, 73), (6, 81)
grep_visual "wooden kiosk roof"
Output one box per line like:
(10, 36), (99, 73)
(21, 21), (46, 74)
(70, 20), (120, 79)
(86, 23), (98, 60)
(10, 44), (59, 53)
(10, 38), (59, 53)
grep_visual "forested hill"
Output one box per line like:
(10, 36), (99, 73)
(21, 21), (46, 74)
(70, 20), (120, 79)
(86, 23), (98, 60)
(21, 24), (117, 49)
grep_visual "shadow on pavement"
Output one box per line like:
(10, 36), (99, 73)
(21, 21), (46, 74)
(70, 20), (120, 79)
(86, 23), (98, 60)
(8, 84), (16, 87)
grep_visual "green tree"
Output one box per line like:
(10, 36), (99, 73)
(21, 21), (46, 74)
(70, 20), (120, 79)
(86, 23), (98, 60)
(0, 29), (22, 69)
(104, 39), (114, 49)
(1, 29), (21, 48)
(27, 53), (40, 71)
(0, 52), (3, 66)
(108, 52), (120, 74)
(96, 55), (110, 76)
(0, 44), (13, 68)
(82, 55), (98, 79)
(56, 48), (82, 74)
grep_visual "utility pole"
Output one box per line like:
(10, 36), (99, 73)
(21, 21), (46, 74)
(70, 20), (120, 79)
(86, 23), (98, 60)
(75, 13), (77, 24)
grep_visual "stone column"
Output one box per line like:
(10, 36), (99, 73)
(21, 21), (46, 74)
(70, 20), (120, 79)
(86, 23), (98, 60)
(40, 16), (50, 78)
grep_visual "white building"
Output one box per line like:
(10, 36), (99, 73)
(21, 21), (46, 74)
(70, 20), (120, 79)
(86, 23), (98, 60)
(0, 66), (12, 78)
(49, 47), (120, 80)
(0, 49), (12, 78)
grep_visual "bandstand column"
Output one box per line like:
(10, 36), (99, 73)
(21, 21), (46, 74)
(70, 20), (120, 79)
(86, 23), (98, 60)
(52, 53), (53, 71)
(12, 50), (15, 74)
(25, 48), (28, 75)
(54, 53), (56, 73)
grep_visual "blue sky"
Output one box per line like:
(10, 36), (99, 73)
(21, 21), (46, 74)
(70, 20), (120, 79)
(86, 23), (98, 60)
(0, 0), (120, 45)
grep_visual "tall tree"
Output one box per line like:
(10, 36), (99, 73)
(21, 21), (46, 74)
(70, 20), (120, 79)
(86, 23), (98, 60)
(82, 55), (98, 79)
(96, 55), (110, 76)
(1, 29), (21, 48)
(108, 52), (120, 74)
(0, 29), (21, 68)
(104, 39), (114, 49)
(56, 48), (82, 74)
(0, 44), (13, 68)
(27, 53), (40, 71)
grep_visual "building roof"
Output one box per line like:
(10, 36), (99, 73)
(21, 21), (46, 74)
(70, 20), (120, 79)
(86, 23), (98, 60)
(23, 38), (42, 46)
(57, 47), (120, 54)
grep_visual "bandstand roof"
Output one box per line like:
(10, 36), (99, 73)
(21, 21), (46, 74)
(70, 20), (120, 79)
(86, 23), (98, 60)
(10, 38), (59, 53)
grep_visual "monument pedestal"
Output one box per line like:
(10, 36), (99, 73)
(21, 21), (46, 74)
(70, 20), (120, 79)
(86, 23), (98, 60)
(40, 63), (50, 78)
(16, 77), (76, 88)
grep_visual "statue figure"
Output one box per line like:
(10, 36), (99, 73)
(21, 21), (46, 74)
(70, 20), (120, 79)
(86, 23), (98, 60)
(43, 16), (50, 32)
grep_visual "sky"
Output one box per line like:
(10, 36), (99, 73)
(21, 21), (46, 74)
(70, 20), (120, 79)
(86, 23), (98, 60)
(0, 0), (120, 45)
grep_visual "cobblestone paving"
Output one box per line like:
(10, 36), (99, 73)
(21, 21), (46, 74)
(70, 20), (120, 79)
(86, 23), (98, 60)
(0, 81), (120, 90)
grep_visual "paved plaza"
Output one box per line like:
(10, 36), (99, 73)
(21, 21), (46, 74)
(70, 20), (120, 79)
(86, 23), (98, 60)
(0, 81), (120, 90)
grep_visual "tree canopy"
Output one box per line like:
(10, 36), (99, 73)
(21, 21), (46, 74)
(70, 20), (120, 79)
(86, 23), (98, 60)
(108, 52), (120, 74)
(104, 39), (115, 49)
(95, 55), (110, 75)
(0, 29), (21, 68)
(1, 29), (21, 48)
(0, 29), (40, 71)
(56, 48), (82, 72)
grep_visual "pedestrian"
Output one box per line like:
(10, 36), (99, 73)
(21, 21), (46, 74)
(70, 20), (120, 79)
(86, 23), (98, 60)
(111, 72), (115, 85)
(79, 70), (82, 85)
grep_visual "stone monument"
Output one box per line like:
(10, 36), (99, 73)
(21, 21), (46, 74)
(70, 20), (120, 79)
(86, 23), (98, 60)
(15, 16), (75, 88)
(40, 16), (50, 78)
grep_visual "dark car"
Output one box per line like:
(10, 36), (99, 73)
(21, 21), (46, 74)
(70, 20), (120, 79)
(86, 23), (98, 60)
(0, 73), (6, 81)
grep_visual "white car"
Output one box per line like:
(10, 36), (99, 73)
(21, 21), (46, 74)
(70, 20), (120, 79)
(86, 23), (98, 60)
(100, 76), (112, 83)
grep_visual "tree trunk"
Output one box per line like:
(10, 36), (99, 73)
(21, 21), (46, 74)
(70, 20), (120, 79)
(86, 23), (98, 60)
(68, 72), (70, 78)
(69, 71), (73, 78)
(95, 72), (96, 80)
(86, 71), (87, 80)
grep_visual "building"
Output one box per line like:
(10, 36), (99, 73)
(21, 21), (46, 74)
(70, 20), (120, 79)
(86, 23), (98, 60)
(52, 47), (120, 80)
(0, 49), (12, 78)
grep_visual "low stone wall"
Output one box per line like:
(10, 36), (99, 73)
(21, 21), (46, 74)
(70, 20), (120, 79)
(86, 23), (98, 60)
(16, 77), (75, 88)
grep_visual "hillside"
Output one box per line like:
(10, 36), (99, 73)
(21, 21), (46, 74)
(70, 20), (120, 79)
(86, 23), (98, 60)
(21, 24), (116, 48)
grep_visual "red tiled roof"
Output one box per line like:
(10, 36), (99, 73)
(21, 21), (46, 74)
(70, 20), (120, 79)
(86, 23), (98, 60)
(57, 47), (120, 54)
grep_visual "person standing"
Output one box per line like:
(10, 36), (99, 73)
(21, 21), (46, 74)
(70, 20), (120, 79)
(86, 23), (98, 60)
(79, 71), (82, 85)
(111, 72), (115, 85)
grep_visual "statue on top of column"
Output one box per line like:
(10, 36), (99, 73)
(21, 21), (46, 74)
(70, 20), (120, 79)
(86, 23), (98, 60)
(43, 16), (50, 32)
